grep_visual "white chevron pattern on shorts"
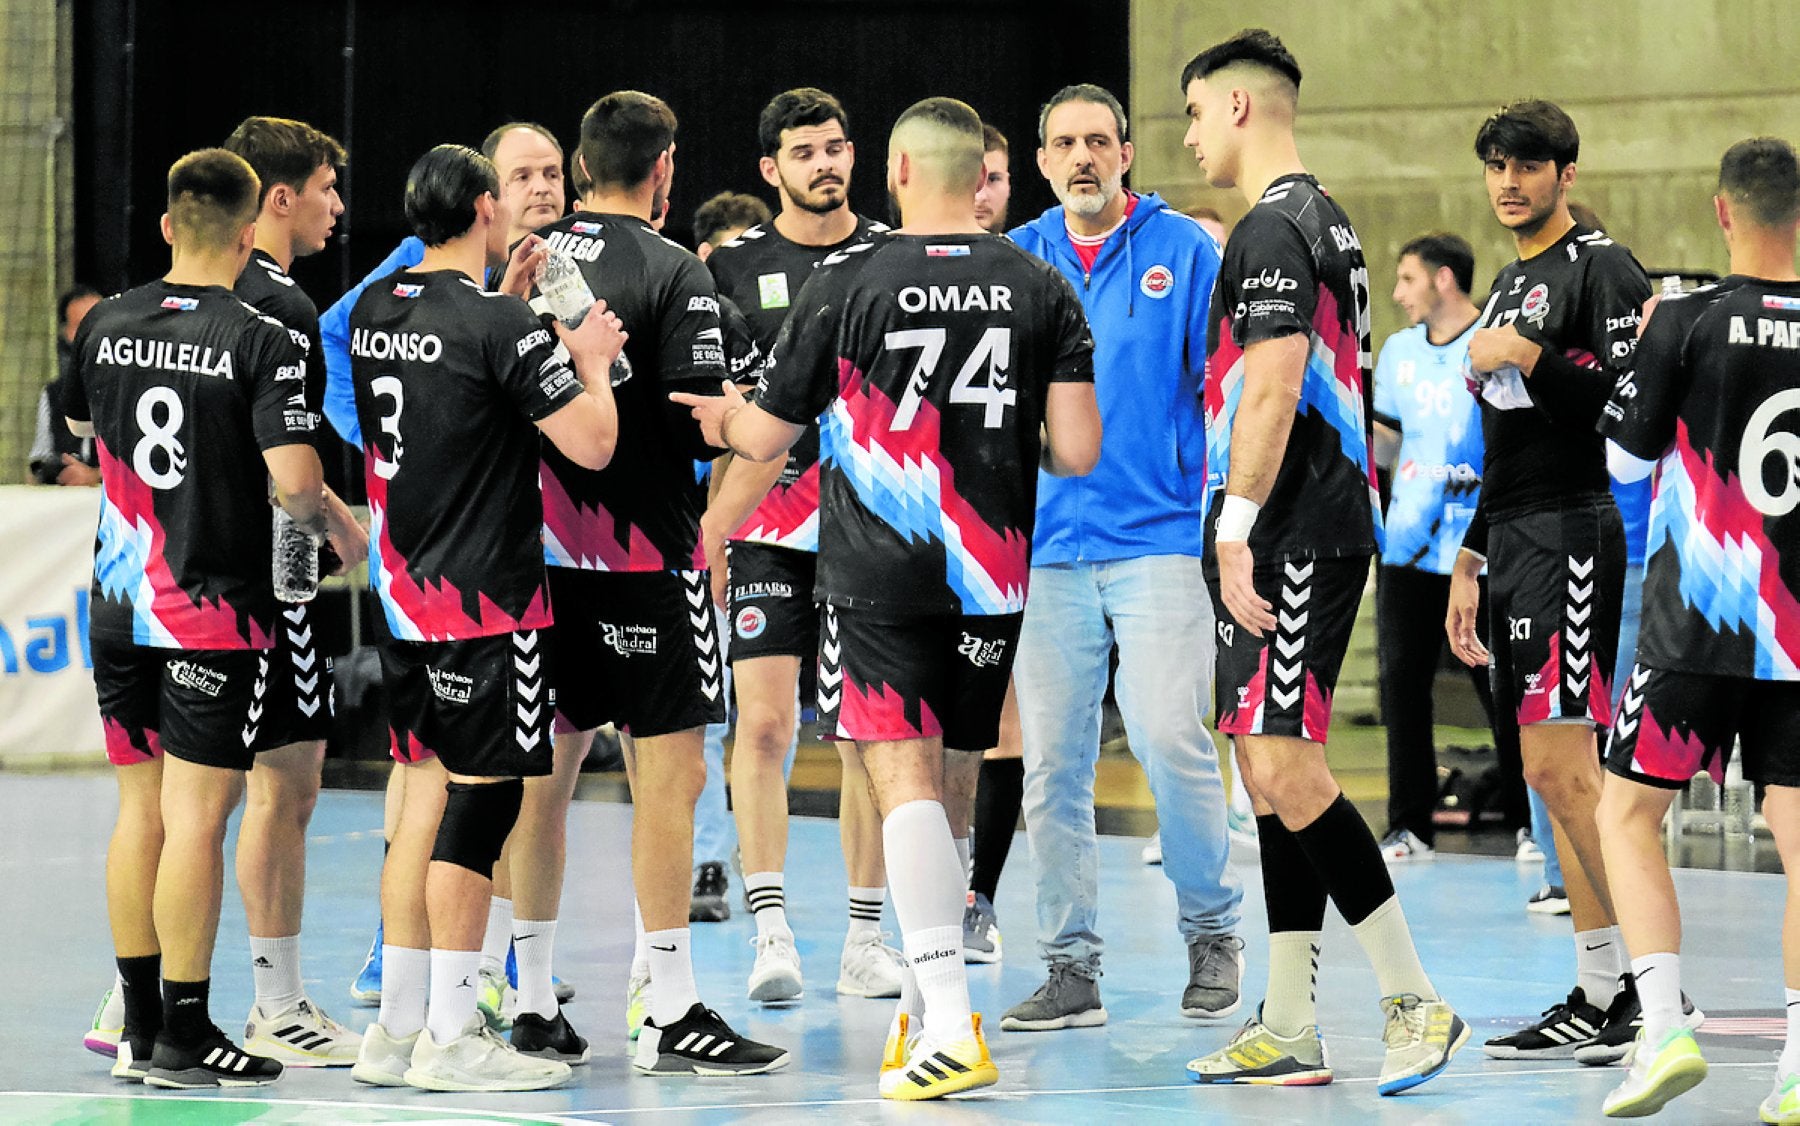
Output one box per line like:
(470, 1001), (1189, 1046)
(683, 571), (723, 702)
(1563, 556), (1596, 705)
(513, 630), (544, 753)
(1270, 565), (1312, 713)
(241, 654), (270, 747)
(818, 606), (843, 716)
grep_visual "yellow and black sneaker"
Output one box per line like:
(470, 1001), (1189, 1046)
(1188, 1009), (1333, 1086)
(879, 1013), (999, 1101)
(881, 1012), (919, 1074)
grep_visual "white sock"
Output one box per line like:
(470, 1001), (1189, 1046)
(889, 957), (924, 1045)
(1783, 988), (1800, 1078)
(646, 928), (700, 1026)
(1632, 951), (1682, 1043)
(1350, 897), (1436, 1001)
(512, 918), (558, 1020)
(631, 899), (649, 979)
(745, 872), (791, 939)
(953, 835), (973, 889)
(1262, 931), (1321, 1038)
(885, 800), (973, 1042)
(426, 948), (482, 1045)
(479, 897), (512, 976)
(248, 934), (304, 1014)
(377, 945), (429, 1039)
(1576, 927), (1622, 1006)
(849, 885), (886, 943)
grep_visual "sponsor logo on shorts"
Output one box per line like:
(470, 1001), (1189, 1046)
(1218, 621), (1235, 646)
(601, 622), (658, 657)
(167, 659), (227, 698)
(957, 633), (1008, 669)
(1508, 617), (1532, 641)
(427, 666), (473, 705)
(735, 606), (767, 640)
(732, 580), (794, 601)
(1139, 264), (1174, 299)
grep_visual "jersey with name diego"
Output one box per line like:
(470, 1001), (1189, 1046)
(350, 270), (582, 641)
(754, 232), (1095, 616)
(63, 282), (310, 649)
(235, 249), (325, 442)
(530, 212), (726, 571)
(1600, 276), (1800, 679)
(1204, 174), (1380, 563)
(1373, 321), (1483, 572)
(708, 215), (889, 551)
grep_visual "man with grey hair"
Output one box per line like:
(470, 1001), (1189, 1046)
(999, 82), (1244, 1033)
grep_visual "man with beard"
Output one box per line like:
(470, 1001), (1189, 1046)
(975, 125), (1012, 234)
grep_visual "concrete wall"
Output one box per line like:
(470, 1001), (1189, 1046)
(1130, 1), (1800, 344)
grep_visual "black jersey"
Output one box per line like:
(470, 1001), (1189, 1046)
(721, 293), (764, 387)
(1203, 174), (1381, 565)
(530, 212), (726, 571)
(754, 232), (1095, 616)
(235, 249), (325, 442)
(63, 281), (311, 650)
(1600, 277), (1800, 680)
(1463, 224), (1651, 555)
(709, 215), (888, 551)
(350, 270), (583, 642)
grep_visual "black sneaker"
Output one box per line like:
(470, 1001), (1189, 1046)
(632, 1002), (789, 1075)
(1573, 976), (1705, 1066)
(143, 1026), (284, 1088)
(690, 861), (731, 923)
(1483, 986), (1606, 1059)
(511, 1009), (590, 1064)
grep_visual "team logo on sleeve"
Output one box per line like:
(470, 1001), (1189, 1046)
(1521, 283), (1551, 326)
(1139, 264), (1174, 299)
(570, 221), (604, 235)
(160, 296), (199, 312)
(758, 273), (791, 310)
(393, 283), (423, 299)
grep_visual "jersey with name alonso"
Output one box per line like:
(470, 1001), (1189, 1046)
(1203, 173), (1381, 564)
(1600, 276), (1800, 680)
(708, 215), (888, 551)
(753, 232), (1095, 616)
(63, 281), (311, 649)
(235, 248), (326, 446)
(350, 270), (582, 642)
(530, 212), (726, 571)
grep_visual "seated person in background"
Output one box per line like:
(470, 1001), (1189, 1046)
(29, 284), (102, 485)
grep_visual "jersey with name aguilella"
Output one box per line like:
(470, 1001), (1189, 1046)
(708, 215), (889, 551)
(530, 212), (726, 571)
(1600, 276), (1800, 680)
(63, 282), (311, 649)
(1203, 174), (1380, 564)
(235, 248), (326, 443)
(754, 232), (1095, 616)
(350, 270), (583, 642)
(1373, 320), (1483, 573)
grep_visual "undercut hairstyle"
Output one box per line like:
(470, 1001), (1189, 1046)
(983, 123), (1009, 157)
(403, 144), (498, 247)
(893, 97), (986, 188)
(222, 116), (346, 207)
(693, 191), (772, 248)
(481, 121), (562, 163)
(758, 87), (850, 158)
(166, 149), (260, 252)
(1474, 99), (1580, 172)
(578, 91), (677, 192)
(57, 284), (101, 327)
(1399, 232), (1476, 296)
(1180, 29), (1303, 94)
(1719, 137), (1800, 229)
(1037, 84), (1128, 148)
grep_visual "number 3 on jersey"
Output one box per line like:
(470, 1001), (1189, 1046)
(886, 326), (1014, 431)
(133, 386), (187, 489)
(370, 375), (405, 480)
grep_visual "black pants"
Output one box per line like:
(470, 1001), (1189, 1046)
(1377, 565), (1526, 842)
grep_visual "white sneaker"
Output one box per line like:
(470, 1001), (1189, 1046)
(403, 1016), (571, 1092)
(626, 965), (651, 1052)
(351, 1021), (418, 1086)
(476, 966), (516, 1030)
(1226, 803), (1260, 851)
(837, 932), (905, 998)
(243, 996), (362, 1066)
(1141, 834), (1163, 865)
(1378, 829), (1435, 863)
(748, 932), (804, 1003)
(86, 986), (124, 1056)
(1515, 828), (1545, 864)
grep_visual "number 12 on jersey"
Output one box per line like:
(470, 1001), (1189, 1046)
(886, 326), (1015, 431)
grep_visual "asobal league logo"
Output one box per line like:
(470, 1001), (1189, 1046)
(1139, 264), (1174, 299)
(735, 605), (768, 640)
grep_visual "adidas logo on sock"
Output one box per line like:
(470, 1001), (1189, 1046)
(253, 957), (274, 968)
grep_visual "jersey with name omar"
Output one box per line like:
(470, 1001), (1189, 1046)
(754, 232), (1095, 616)
(530, 212), (726, 571)
(1373, 320), (1483, 573)
(1601, 276), (1800, 680)
(350, 270), (581, 642)
(1204, 174), (1380, 564)
(235, 248), (326, 445)
(63, 281), (310, 649)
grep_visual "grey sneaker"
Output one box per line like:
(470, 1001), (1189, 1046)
(1182, 934), (1245, 1019)
(1377, 993), (1469, 1095)
(1000, 961), (1106, 1031)
(963, 892), (1001, 964)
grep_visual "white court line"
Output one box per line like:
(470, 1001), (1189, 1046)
(0, 1090), (601, 1125)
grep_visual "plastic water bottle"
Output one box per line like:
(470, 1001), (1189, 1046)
(273, 507), (321, 603)
(540, 245), (596, 328)
(1661, 274), (1684, 298)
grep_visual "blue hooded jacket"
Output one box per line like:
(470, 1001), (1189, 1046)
(319, 236), (426, 448)
(1009, 193), (1218, 564)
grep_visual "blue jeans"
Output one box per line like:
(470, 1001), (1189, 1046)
(1016, 555), (1242, 966)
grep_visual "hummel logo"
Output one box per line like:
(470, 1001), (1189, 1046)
(651, 943), (677, 952)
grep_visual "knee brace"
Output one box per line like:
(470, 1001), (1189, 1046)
(429, 778), (523, 878)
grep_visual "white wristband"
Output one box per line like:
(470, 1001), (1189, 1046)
(1216, 495), (1260, 543)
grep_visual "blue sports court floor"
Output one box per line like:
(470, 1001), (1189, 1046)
(2, 771), (1787, 1123)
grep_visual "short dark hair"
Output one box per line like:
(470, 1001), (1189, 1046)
(222, 116), (346, 207)
(578, 91), (677, 192)
(1719, 137), (1800, 229)
(1037, 84), (1127, 147)
(982, 124), (1009, 157)
(1399, 232), (1475, 296)
(403, 144), (497, 247)
(692, 191), (771, 248)
(167, 148), (260, 251)
(757, 87), (850, 158)
(57, 284), (101, 327)
(480, 121), (562, 163)
(1187, 205), (1224, 223)
(1474, 99), (1580, 171)
(1180, 29), (1303, 93)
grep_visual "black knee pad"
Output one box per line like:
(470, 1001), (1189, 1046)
(429, 778), (523, 878)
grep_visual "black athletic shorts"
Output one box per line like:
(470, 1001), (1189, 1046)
(1210, 556), (1368, 744)
(817, 604), (1022, 751)
(380, 629), (552, 778)
(725, 541), (818, 663)
(250, 601), (334, 751)
(92, 633), (269, 771)
(545, 568), (725, 738)
(1489, 501), (1624, 729)
(1606, 663), (1800, 789)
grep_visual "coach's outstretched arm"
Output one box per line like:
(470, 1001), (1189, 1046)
(671, 380), (805, 465)
(538, 298), (628, 470)
(1214, 332), (1306, 636)
(1041, 381), (1101, 476)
